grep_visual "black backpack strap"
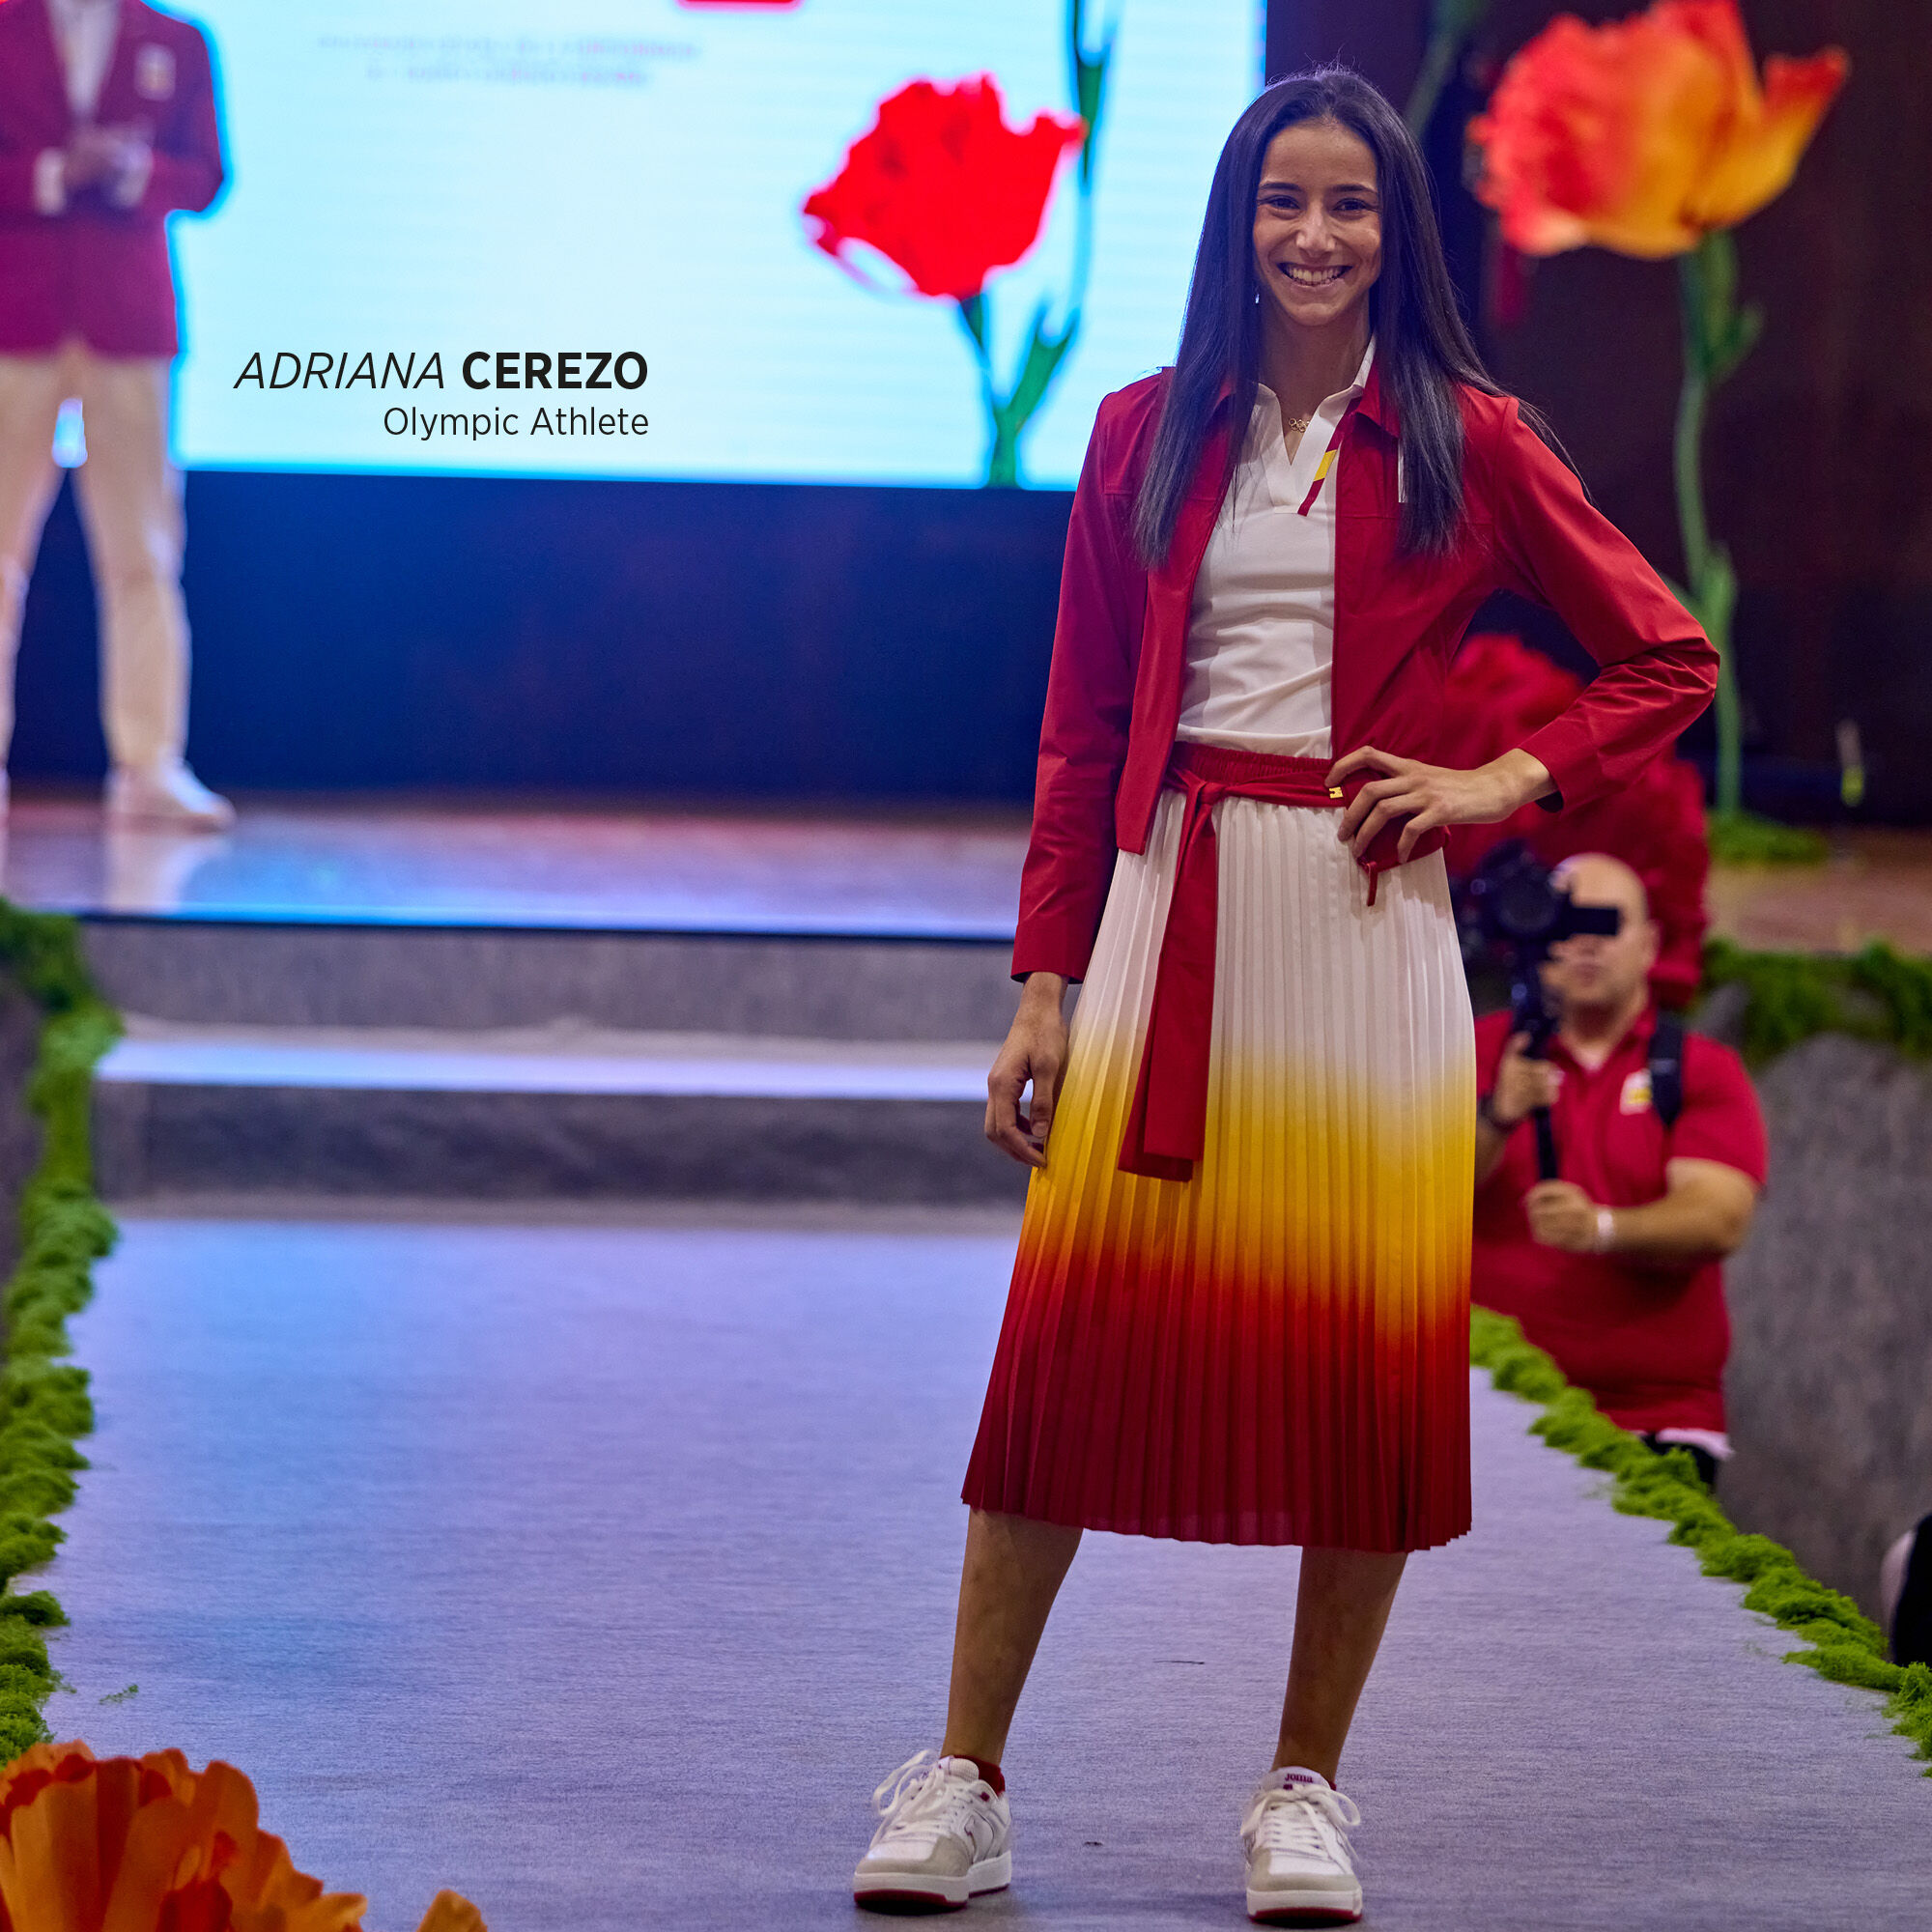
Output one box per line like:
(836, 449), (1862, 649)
(1649, 1011), (1686, 1132)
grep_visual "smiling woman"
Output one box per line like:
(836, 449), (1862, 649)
(1248, 119), (1383, 440)
(1135, 69), (1562, 567)
(850, 62), (1726, 1931)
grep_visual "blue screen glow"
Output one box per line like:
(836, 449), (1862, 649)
(167, 0), (1261, 487)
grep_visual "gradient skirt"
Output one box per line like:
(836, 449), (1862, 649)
(962, 788), (1476, 1550)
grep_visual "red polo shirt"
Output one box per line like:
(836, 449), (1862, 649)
(1471, 1007), (1768, 1435)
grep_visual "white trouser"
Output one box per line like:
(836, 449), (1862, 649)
(0, 340), (190, 773)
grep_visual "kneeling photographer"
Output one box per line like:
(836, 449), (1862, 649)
(1471, 852), (1767, 1489)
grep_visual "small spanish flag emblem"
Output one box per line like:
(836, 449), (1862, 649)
(1297, 446), (1339, 516)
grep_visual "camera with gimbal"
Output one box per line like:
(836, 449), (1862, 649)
(1458, 841), (1621, 1179)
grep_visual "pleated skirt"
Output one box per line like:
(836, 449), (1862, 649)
(962, 786), (1476, 1550)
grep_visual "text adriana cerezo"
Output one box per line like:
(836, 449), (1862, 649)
(232, 350), (649, 442)
(232, 351), (647, 392)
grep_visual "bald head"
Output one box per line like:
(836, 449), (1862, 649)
(1544, 851), (1659, 1020)
(1552, 852), (1651, 923)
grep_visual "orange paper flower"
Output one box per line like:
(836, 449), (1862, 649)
(1470, 0), (1846, 258)
(0, 1743), (480, 1932)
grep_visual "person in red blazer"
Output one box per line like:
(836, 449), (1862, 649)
(853, 70), (1718, 1925)
(0, 0), (230, 826)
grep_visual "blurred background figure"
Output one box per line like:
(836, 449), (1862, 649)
(0, 0), (231, 829)
(1472, 853), (1767, 1489)
(1880, 1517), (1931, 1668)
(1441, 633), (1709, 1007)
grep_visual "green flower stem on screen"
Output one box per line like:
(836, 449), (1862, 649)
(960, 0), (1114, 487)
(957, 290), (1081, 488)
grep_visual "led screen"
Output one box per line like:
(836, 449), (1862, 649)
(168, 0), (1260, 486)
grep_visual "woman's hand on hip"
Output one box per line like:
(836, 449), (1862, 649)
(1326, 746), (1554, 862)
(986, 973), (1070, 1169)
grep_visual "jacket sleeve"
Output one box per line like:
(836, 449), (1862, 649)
(1010, 412), (1137, 982)
(138, 28), (226, 217)
(0, 149), (46, 216)
(1490, 401), (1718, 809)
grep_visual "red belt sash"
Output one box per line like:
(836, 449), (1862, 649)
(1117, 741), (1447, 1182)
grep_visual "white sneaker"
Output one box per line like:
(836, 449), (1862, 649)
(105, 761), (235, 832)
(853, 1752), (1011, 1913)
(1240, 1767), (1363, 1924)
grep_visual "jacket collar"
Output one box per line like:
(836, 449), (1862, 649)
(1357, 356), (1397, 435)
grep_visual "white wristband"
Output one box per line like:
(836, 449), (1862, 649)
(1594, 1207), (1616, 1254)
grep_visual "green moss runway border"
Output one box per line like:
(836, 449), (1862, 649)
(1470, 1305), (1932, 1773)
(1701, 936), (1932, 1064)
(0, 904), (120, 1757)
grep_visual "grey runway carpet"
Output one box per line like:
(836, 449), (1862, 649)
(41, 1210), (1931, 1931)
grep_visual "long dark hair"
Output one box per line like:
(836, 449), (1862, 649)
(1133, 66), (1549, 565)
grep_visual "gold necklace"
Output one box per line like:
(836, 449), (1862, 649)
(1284, 414), (1313, 433)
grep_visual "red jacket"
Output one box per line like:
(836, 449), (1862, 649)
(1013, 366), (1719, 980)
(0, 0), (226, 355)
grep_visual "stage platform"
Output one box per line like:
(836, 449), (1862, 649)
(0, 797), (1032, 1204)
(4, 792), (1927, 949)
(0, 794), (1031, 936)
(42, 1206), (1932, 1931)
(0, 795), (1925, 1207)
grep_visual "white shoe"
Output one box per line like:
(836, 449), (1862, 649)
(105, 761), (235, 833)
(1241, 1767), (1363, 1924)
(853, 1752), (1011, 1913)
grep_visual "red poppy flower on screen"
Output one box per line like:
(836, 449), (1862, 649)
(802, 76), (1085, 301)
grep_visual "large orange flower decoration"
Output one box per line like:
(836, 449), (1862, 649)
(802, 76), (1084, 300)
(1470, 0), (1847, 258)
(0, 1743), (480, 1932)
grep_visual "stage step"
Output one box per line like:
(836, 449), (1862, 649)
(93, 1019), (1025, 1204)
(79, 917), (1022, 1040)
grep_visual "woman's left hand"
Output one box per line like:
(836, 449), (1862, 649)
(1326, 746), (1553, 862)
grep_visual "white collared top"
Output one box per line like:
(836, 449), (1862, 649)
(47, 0), (121, 121)
(35, 0), (154, 215)
(1174, 337), (1375, 760)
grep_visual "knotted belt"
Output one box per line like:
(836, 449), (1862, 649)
(1117, 741), (1447, 1182)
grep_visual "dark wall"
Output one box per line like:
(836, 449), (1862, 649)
(1265, 0), (1429, 97)
(14, 2), (1930, 813)
(1718, 1032), (1932, 1618)
(14, 469), (1071, 799)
